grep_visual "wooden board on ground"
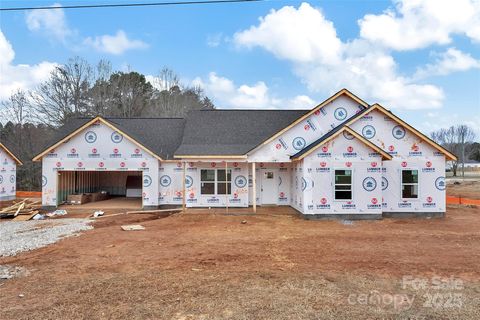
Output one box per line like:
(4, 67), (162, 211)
(121, 225), (145, 231)
(12, 212), (39, 221)
(0, 199), (41, 218)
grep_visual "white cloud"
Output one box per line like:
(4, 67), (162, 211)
(359, 0), (480, 51)
(414, 48), (480, 79)
(192, 72), (313, 110)
(0, 30), (57, 100)
(233, 2), (445, 110)
(234, 3), (341, 64)
(25, 3), (73, 42)
(83, 30), (148, 55)
(24, 5), (148, 55)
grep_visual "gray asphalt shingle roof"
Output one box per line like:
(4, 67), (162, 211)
(107, 118), (185, 160)
(36, 109), (309, 159)
(174, 109), (308, 156)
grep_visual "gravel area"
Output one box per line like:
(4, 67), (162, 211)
(0, 219), (93, 257)
(0, 265), (28, 279)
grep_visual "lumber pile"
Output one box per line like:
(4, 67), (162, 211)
(0, 199), (41, 220)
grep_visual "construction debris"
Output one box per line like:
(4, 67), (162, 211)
(0, 199), (41, 220)
(46, 210), (67, 218)
(121, 225), (145, 231)
(32, 214), (45, 220)
(93, 210), (104, 218)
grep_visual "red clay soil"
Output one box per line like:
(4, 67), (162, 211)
(1, 205), (480, 319)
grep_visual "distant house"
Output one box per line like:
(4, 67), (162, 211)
(33, 89), (456, 219)
(447, 159), (480, 170)
(464, 160), (480, 168)
(0, 142), (22, 201)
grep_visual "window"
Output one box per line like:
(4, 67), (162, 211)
(334, 169), (352, 200)
(402, 170), (418, 199)
(217, 169), (232, 195)
(200, 169), (215, 195)
(200, 169), (231, 195)
(265, 171), (274, 179)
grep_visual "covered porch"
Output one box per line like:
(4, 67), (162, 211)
(176, 159), (293, 213)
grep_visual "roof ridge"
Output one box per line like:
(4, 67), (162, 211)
(76, 117), (185, 120)
(194, 109), (309, 112)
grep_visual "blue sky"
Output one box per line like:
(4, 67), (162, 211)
(1, 0), (479, 137)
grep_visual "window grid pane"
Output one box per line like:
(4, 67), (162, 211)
(201, 183), (215, 195)
(401, 170), (419, 199)
(334, 169), (353, 200)
(201, 169), (215, 182)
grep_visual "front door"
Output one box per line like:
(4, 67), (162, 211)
(261, 170), (277, 205)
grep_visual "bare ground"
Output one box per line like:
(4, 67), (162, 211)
(447, 180), (480, 200)
(1, 203), (480, 319)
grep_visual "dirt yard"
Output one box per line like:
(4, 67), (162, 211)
(1, 202), (480, 319)
(447, 179), (480, 200)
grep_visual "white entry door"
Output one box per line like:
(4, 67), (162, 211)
(261, 170), (278, 205)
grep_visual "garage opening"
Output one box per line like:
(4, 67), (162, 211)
(57, 171), (143, 209)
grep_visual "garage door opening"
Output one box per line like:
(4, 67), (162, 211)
(57, 171), (143, 209)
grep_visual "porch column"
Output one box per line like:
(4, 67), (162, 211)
(225, 161), (229, 214)
(182, 161), (186, 212)
(252, 162), (256, 213)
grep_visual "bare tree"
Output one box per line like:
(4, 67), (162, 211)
(431, 125), (476, 177)
(456, 125), (476, 177)
(147, 68), (214, 117)
(30, 57), (92, 127)
(88, 59), (113, 116)
(1, 89), (31, 124)
(106, 71), (154, 117)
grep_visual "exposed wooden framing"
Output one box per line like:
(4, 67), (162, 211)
(344, 103), (458, 161)
(252, 162), (256, 213)
(292, 126), (393, 161)
(246, 89), (369, 154)
(0, 143), (23, 165)
(182, 161), (186, 213)
(225, 161), (229, 214)
(32, 116), (163, 162)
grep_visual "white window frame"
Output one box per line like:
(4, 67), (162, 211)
(333, 168), (353, 201)
(401, 169), (419, 200)
(200, 169), (232, 196)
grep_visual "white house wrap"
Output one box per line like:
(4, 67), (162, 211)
(0, 143), (22, 201)
(34, 89), (455, 219)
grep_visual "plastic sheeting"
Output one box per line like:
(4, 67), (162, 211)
(0, 148), (16, 200)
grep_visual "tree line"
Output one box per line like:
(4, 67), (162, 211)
(430, 125), (478, 177)
(1, 57), (478, 190)
(0, 57), (215, 191)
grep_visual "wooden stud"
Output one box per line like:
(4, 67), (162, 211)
(252, 162), (256, 213)
(225, 161), (229, 214)
(182, 161), (186, 213)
